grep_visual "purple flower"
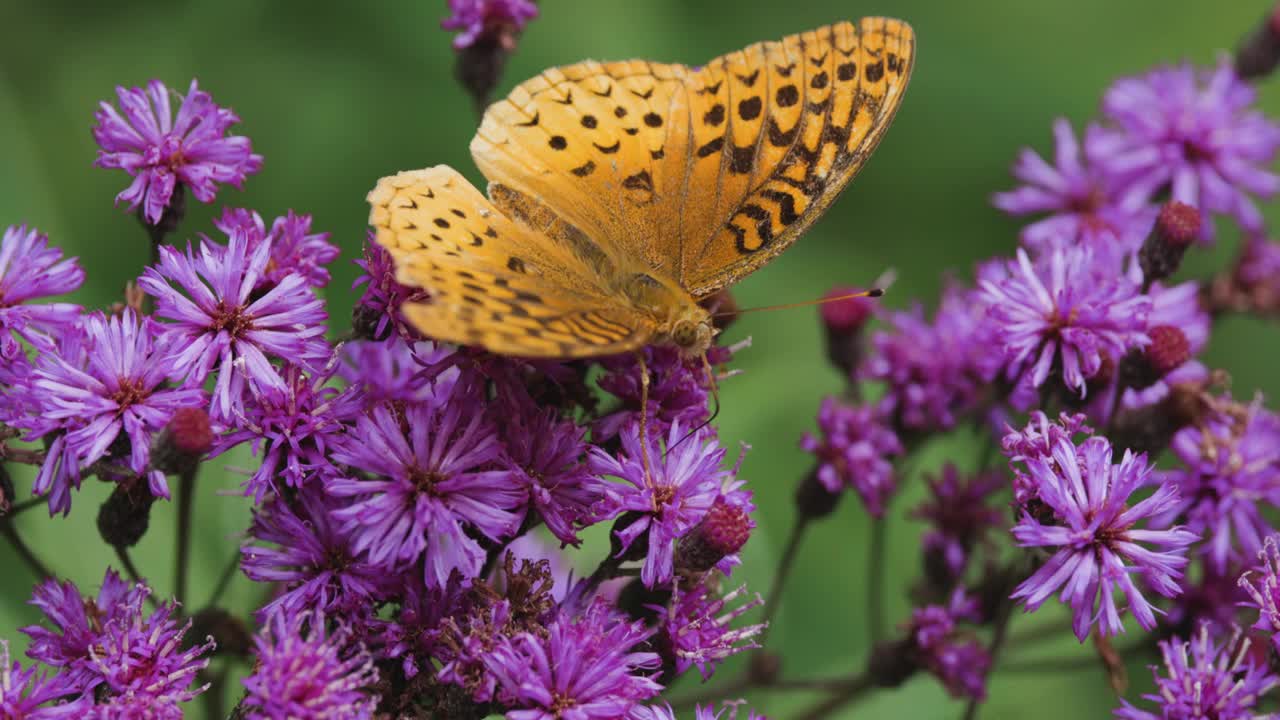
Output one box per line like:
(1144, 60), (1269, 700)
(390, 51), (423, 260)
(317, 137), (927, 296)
(1241, 535), (1280, 653)
(242, 609), (380, 720)
(1093, 60), (1280, 240)
(1159, 404), (1280, 573)
(213, 208), (339, 289)
(21, 310), (206, 514)
(862, 285), (1001, 432)
(139, 228), (329, 420)
(338, 337), (451, 407)
(93, 79), (262, 224)
(980, 246), (1150, 397)
(1010, 434), (1198, 641)
(217, 359), (361, 500)
(590, 423), (728, 588)
(241, 487), (386, 620)
(911, 464), (1005, 581)
(1115, 624), (1277, 719)
(502, 406), (607, 545)
(483, 599), (662, 719)
(655, 582), (765, 680)
(326, 396), (523, 588)
(367, 576), (467, 680)
(21, 570), (146, 690)
(0, 640), (89, 719)
(595, 345), (713, 442)
(907, 590), (989, 700)
(0, 225), (83, 354)
(799, 398), (903, 517)
(351, 236), (429, 342)
(442, 0), (538, 49)
(993, 118), (1153, 256)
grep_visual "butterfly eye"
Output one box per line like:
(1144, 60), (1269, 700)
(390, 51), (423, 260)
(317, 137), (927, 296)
(671, 320), (701, 350)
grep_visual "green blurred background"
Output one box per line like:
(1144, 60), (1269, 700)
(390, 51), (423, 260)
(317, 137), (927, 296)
(3, 1), (1280, 717)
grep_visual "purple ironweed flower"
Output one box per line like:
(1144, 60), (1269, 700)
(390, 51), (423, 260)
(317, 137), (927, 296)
(1115, 624), (1277, 719)
(242, 608), (380, 720)
(436, 599), (515, 703)
(350, 237), (429, 342)
(367, 575), (468, 679)
(1166, 566), (1249, 638)
(216, 359), (361, 501)
(862, 284), (1001, 432)
(635, 703), (767, 720)
(590, 423), (729, 588)
(800, 398), (903, 517)
(338, 338), (448, 406)
(139, 228), (329, 421)
(1236, 234), (1280, 295)
(993, 118), (1152, 257)
(1241, 535), (1280, 653)
(502, 405), (608, 546)
(654, 582), (765, 680)
(1011, 434), (1198, 641)
(326, 396), (522, 588)
(93, 79), (262, 225)
(483, 599), (662, 719)
(0, 640), (88, 719)
(911, 464), (1005, 581)
(22, 310), (206, 514)
(595, 345), (714, 442)
(1159, 404), (1280, 573)
(1002, 411), (1093, 467)
(907, 590), (989, 700)
(0, 225), (83, 354)
(241, 487), (386, 620)
(442, 0), (538, 49)
(87, 595), (214, 709)
(980, 246), (1150, 398)
(213, 207), (339, 289)
(1093, 59), (1280, 240)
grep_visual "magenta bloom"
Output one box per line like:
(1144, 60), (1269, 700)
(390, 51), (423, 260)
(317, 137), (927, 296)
(351, 237), (429, 342)
(93, 79), (262, 224)
(0, 640), (88, 719)
(213, 207), (339, 289)
(0, 225), (83, 354)
(590, 423), (729, 588)
(442, 0), (538, 49)
(22, 310), (206, 514)
(800, 398), (903, 517)
(1115, 624), (1277, 719)
(326, 397), (522, 588)
(483, 600), (662, 719)
(908, 590), (989, 700)
(595, 345), (714, 442)
(1159, 405), (1280, 572)
(139, 229), (329, 420)
(503, 406), (608, 545)
(980, 246), (1150, 397)
(993, 118), (1152, 256)
(1093, 60), (1280, 240)
(912, 465), (1004, 581)
(242, 609), (380, 720)
(655, 582), (765, 680)
(241, 488), (386, 620)
(1010, 434), (1198, 641)
(1240, 535), (1280, 654)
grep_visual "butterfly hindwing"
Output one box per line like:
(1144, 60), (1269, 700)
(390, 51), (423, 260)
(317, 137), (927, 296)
(367, 166), (655, 357)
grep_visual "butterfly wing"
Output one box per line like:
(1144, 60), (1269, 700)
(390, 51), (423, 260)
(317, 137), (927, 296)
(470, 18), (914, 299)
(367, 166), (656, 357)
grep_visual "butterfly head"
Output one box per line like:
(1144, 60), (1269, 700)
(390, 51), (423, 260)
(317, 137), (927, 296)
(664, 306), (716, 359)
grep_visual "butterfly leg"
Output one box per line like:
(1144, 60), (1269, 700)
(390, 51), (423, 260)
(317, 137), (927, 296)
(636, 350), (654, 487)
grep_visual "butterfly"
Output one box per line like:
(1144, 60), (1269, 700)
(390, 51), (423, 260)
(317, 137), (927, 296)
(368, 18), (913, 361)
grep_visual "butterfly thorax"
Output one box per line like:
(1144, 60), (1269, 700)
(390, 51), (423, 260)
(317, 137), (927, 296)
(620, 271), (715, 357)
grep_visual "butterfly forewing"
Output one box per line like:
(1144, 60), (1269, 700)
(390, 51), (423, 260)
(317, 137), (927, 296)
(367, 166), (655, 357)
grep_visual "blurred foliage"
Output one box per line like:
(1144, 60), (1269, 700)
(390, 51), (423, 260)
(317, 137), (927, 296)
(3, 1), (1280, 718)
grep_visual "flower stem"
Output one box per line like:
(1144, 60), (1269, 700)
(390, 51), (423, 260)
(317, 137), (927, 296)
(208, 547), (243, 609)
(962, 591), (1017, 720)
(113, 543), (157, 610)
(757, 516), (809, 648)
(4, 495), (46, 518)
(868, 516), (887, 644)
(792, 671), (876, 720)
(175, 466), (198, 608)
(1, 516), (53, 580)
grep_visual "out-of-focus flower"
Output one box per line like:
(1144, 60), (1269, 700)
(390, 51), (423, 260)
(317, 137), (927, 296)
(1115, 624), (1277, 719)
(1011, 434), (1198, 640)
(242, 609), (379, 720)
(800, 398), (902, 516)
(442, 0), (538, 50)
(0, 225), (83, 355)
(213, 207), (339, 289)
(0, 639), (89, 719)
(139, 229), (329, 420)
(907, 590), (989, 700)
(655, 582), (764, 679)
(911, 464), (1004, 582)
(1093, 60), (1280, 240)
(93, 79), (262, 225)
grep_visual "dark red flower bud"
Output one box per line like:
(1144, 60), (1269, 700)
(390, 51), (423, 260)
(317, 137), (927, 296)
(1145, 325), (1191, 376)
(676, 501), (752, 573)
(151, 407), (213, 475)
(796, 464), (843, 519)
(820, 286), (875, 376)
(1236, 4), (1280, 79)
(1139, 202), (1201, 285)
(97, 480), (156, 547)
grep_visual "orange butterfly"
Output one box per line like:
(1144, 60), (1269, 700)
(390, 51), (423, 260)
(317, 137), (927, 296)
(368, 18), (914, 364)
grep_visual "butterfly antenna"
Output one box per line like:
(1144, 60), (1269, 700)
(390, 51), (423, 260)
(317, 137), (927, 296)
(670, 354), (721, 453)
(719, 287), (885, 316)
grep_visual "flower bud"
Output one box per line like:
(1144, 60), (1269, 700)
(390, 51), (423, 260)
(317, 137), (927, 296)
(151, 407), (214, 476)
(97, 480), (156, 547)
(1236, 4), (1280, 79)
(188, 607), (252, 658)
(820, 286), (875, 376)
(795, 464), (843, 519)
(676, 500), (752, 573)
(1139, 201), (1201, 285)
(1120, 325), (1191, 391)
(616, 578), (672, 625)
